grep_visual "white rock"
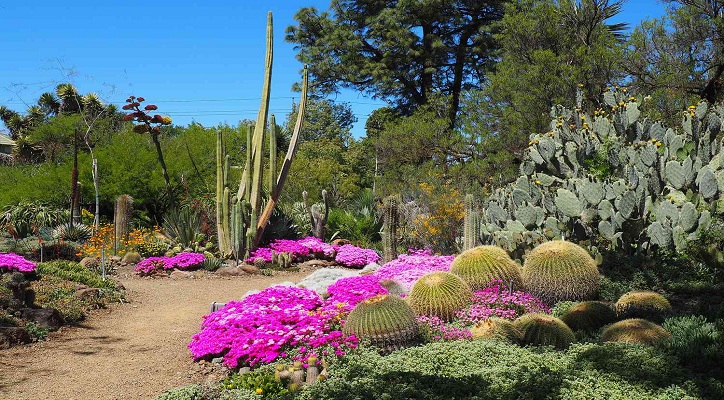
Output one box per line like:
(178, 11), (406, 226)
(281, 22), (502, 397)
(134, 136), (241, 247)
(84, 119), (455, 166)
(296, 268), (359, 295)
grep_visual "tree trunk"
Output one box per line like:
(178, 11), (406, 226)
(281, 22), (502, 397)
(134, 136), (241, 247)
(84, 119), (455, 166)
(70, 133), (80, 226)
(151, 132), (174, 207)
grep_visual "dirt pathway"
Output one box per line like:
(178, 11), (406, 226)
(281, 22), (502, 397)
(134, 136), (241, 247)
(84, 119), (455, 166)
(0, 271), (307, 400)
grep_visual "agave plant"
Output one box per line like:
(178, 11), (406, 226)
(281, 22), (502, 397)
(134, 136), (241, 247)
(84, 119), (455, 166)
(1, 202), (68, 239)
(51, 222), (92, 242)
(162, 206), (202, 248)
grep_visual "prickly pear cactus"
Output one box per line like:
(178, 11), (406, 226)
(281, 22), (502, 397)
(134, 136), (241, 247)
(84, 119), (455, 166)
(476, 93), (724, 257)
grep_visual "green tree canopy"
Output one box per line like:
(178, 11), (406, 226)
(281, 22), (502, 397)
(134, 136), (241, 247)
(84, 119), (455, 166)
(286, 0), (505, 126)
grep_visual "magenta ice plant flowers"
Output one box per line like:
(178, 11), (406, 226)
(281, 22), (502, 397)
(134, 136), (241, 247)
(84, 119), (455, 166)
(325, 275), (388, 311)
(455, 280), (549, 324)
(0, 253), (37, 273)
(374, 251), (454, 290)
(134, 252), (205, 274)
(334, 244), (380, 268)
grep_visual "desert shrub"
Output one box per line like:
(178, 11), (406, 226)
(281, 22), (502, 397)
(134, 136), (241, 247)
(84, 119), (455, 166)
(137, 240), (170, 257)
(661, 316), (724, 375)
(550, 301), (579, 318)
(326, 207), (381, 247)
(33, 241), (81, 262)
(0, 201), (68, 239)
(37, 260), (117, 289)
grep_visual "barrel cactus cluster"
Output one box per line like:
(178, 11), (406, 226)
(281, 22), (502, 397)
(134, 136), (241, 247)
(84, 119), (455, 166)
(470, 91), (724, 258)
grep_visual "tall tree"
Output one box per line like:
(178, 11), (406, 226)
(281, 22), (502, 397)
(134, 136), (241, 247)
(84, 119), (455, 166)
(627, 0), (724, 115)
(286, 0), (505, 126)
(461, 0), (626, 183)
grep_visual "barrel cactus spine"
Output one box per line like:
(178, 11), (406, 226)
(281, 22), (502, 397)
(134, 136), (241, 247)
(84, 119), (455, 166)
(450, 245), (523, 291)
(407, 271), (473, 321)
(342, 294), (420, 352)
(471, 317), (522, 343)
(559, 301), (617, 333)
(513, 313), (576, 349)
(614, 291), (672, 322)
(382, 195), (399, 263)
(521, 240), (599, 305)
(601, 318), (671, 345)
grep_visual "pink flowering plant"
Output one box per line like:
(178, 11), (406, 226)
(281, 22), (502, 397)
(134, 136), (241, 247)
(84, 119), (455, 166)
(134, 252), (205, 275)
(455, 280), (549, 324)
(373, 248), (454, 291)
(325, 275), (389, 312)
(417, 315), (472, 342)
(189, 285), (357, 369)
(247, 237), (379, 269)
(0, 253), (37, 273)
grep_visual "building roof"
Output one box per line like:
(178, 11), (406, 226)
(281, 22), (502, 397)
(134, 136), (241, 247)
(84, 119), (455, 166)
(0, 134), (15, 146)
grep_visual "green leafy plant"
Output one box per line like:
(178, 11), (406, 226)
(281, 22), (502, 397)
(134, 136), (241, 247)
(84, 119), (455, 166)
(36, 260), (117, 289)
(162, 206), (203, 248)
(661, 315), (724, 374)
(1, 202), (68, 239)
(223, 370), (288, 397)
(51, 222), (92, 242)
(25, 322), (49, 340)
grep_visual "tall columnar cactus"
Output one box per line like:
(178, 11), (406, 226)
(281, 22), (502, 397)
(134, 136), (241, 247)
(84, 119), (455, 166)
(342, 294), (420, 352)
(463, 194), (480, 251)
(559, 301), (617, 333)
(614, 291), (672, 323)
(407, 271), (473, 321)
(304, 190), (329, 239)
(521, 240), (599, 305)
(114, 194), (133, 254)
(382, 195), (399, 263)
(450, 245), (523, 291)
(513, 313), (576, 349)
(215, 12), (309, 257)
(601, 318), (671, 345)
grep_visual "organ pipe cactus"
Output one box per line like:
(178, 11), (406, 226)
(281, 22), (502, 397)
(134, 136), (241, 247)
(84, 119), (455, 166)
(463, 194), (480, 250)
(215, 12), (309, 257)
(382, 195), (399, 263)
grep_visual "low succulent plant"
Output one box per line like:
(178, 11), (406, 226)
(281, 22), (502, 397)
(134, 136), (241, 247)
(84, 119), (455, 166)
(450, 245), (523, 291)
(614, 291), (672, 322)
(513, 313), (576, 349)
(407, 271), (473, 321)
(522, 240), (599, 305)
(559, 301), (617, 333)
(342, 294), (420, 352)
(121, 251), (142, 264)
(601, 318), (671, 345)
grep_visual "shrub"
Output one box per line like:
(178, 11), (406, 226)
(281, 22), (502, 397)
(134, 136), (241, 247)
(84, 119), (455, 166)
(37, 260), (117, 289)
(560, 301), (618, 333)
(51, 222), (92, 242)
(513, 313), (576, 349)
(615, 291), (672, 322)
(407, 271), (472, 321)
(450, 245), (523, 291)
(223, 370), (289, 397)
(137, 240), (170, 257)
(602, 319), (671, 345)
(342, 294), (419, 352)
(522, 240), (599, 305)
(661, 315), (724, 374)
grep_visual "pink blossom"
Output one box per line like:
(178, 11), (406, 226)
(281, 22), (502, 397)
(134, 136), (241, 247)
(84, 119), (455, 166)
(374, 251), (454, 290)
(0, 253), (37, 273)
(334, 244), (380, 268)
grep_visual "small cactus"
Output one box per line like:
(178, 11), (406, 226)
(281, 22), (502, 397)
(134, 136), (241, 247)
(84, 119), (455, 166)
(614, 291), (672, 322)
(114, 194), (133, 254)
(559, 301), (617, 333)
(513, 313), (576, 349)
(121, 251), (142, 264)
(382, 195), (399, 263)
(601, 318), (671, 345)
(471, 318), (522, 343)
(407, 272), (473, 321)
(521, 240), (599, 305)
(342, 294), (420, 352)
(450, 246), (523, 291)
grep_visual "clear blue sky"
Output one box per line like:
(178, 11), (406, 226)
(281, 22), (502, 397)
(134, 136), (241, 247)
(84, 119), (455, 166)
(0, 0), (667, 138)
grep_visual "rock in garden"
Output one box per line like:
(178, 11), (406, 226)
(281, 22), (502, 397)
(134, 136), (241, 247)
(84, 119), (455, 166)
(297, 268), (358, 295)
(239, 264), (261, 275)
(0, 327), (32, 349)
(215, 266), (245, 276)
(331, 238), (352, 247)
(169, 270), (194, 280)
(360, 262), (381, 275)
(20, 308), (64, 330)
(79, 257), (99, 269)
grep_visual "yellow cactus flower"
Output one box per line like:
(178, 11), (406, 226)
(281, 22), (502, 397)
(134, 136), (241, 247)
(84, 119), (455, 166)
(656, 141), (662, 147)
(256, 388), (263, 394)
(535, 180), (541, 184)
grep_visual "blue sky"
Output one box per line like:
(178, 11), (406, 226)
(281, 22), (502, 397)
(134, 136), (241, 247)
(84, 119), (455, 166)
(0, 1), (667, 138)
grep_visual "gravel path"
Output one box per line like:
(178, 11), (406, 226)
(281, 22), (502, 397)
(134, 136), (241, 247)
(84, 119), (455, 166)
(0, 271), (308, 400)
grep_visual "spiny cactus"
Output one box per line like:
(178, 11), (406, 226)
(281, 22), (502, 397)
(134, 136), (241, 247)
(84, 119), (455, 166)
(379, 279), (407, 297)
(304, 189), (329, 239)
(559, 301), (617, 333)
(382, 195), (399, 263)
(513, 313), (576, 349)
(471, 318), (522, 343)
(114, 194), (133, 254)
(272, 251), (293, 269)
(450, 245), (523, 291)
(342, 294), (420, 352)
(463, 194), (480, 251)
(614, 291), (672, 323)
(407, 271), (473, 321)
(121, 251), (141, 264)
(521, 240), (599, 305)
(601, 318), (671, 345)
